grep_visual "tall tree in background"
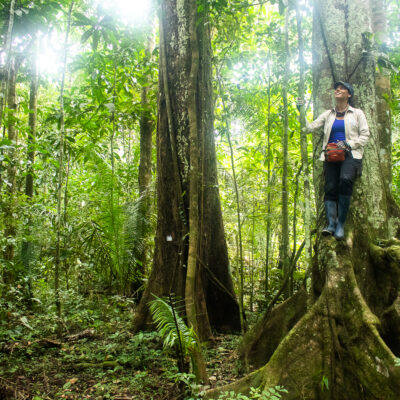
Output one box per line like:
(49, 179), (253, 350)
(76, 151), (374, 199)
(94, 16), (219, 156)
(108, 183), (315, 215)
(130, 28), (155, 297)
(3, 56), (19, 271)
(133, 0), (241, 337)
(1, 0), (17, 280)
(55, 1), (74, 337)
(21, 38), (39, 290)
(208, 0), (400, 398)
(280, 5), (290, 298)
(296, 0), (312, 293)
(0, 0), (15, 129)
(371, 0), (392, 191)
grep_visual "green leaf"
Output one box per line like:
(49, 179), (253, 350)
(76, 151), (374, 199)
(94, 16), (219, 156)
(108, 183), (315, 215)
(149, 295), (198, 355)
(63, 381), (72, 389)
(321, 375), (329, 391)
(20, 316), (33, 330)
(81, 28), (94, 44)
(73, 12), (93, 26)
(92, 30), (100, 51)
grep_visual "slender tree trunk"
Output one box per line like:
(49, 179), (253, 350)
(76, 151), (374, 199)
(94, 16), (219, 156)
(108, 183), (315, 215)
(217, 75), (246, 333)
(55, 1), (74, 338)
(250, 207), (255, 313)
(265, 55), (272, 294)
(63, 151), (70, 290)
(281, 8), (290, 299)
(289, 167), (302, 295)
(130, 29), (155, 297)
(0, 0), (15, 131)
(296, 0), (313, 303)
(371, 0), (392, 196)
(110, 63), (121, 288)
(3, 57), (18, 273)
(25, 49), (38, 216)
(21, 40), (39, 288)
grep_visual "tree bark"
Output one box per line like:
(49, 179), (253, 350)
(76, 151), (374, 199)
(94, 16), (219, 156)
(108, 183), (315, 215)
(130, 29), (155, 298)
(55, 0), (74, 338)
(21, 39), (39, 286)
(0, 0), (15, 131)
(370, 0), (393, 207)
(3, 57), (18, 271)
(296, 0), (312, 297)
(109, 63), (121, 287)
(216, 74), (246, 333)
(265, 55), (272, 294)
(208, 1), (400, 398)
(280, 7), (290, 299)
(185, 0), (208, 380)
(133, 0), (241, 338)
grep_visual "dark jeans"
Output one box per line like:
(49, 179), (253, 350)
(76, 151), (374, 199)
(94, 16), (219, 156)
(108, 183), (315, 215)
(324, 153), (362, 201)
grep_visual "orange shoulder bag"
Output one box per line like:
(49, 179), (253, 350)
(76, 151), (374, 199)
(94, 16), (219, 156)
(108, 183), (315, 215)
(325, 143), (346, 162)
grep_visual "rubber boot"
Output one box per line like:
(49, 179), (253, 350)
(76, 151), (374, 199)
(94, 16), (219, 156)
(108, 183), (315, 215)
(322, 200), (337, 235)
(334, 195), (351, 240)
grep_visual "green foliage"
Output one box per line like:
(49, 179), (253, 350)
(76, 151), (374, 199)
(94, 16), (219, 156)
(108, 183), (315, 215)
(210, 386), (288, 400)
(212, 0), (314, 308)
(0, 300), (176, 399)
(0, 0), (158, 306)
(149, 295), (198, 355)
(0, 0), (399, 396)
(320, 375), (329, 391)
(163, 370), (202, 399)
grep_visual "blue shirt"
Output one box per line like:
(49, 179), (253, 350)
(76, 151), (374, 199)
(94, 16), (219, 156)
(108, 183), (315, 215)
(328, 119), (345, 143)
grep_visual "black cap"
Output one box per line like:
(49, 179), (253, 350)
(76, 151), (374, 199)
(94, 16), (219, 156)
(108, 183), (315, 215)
(334, 81), (354, 98)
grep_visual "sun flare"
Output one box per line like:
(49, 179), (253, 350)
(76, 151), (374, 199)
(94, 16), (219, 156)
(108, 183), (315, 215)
(99, 0), (153, 26)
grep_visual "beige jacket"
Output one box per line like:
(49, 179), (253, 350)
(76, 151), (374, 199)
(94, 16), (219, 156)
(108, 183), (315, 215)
(306, 105), (370, 161)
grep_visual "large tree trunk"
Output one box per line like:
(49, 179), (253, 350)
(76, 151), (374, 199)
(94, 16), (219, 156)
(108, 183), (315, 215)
(185, 0), (209, 379)
(208, 1), (400, 398)
(133, 0), (241, 338)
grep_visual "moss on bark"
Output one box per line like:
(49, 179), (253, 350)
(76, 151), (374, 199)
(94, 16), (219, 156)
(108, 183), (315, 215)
(207, 240), (400, 399)
(237, 289), (307, 370)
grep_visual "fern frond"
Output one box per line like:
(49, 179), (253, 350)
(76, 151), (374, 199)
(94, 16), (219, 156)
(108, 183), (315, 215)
(149, 295), (198, 354)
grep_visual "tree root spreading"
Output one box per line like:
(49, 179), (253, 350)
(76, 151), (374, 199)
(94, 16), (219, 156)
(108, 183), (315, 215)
(206, 241), (400, 399)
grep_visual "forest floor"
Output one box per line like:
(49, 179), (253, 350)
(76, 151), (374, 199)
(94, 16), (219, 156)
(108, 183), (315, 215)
(0, 295), (247, 400)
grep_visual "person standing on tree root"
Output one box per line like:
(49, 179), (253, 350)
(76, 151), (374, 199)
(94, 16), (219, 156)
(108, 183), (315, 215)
(297, 82), (370, 240)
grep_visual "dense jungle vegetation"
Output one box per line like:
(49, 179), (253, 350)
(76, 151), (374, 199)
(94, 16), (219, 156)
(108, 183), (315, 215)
(0, 0), (400, 399)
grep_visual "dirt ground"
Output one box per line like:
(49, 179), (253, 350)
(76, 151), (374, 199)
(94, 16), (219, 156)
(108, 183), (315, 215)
(0, 329), (244, 400)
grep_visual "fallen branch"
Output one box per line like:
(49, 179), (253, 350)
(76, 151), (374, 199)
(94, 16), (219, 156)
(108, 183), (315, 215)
(65, 328), (96, 342)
